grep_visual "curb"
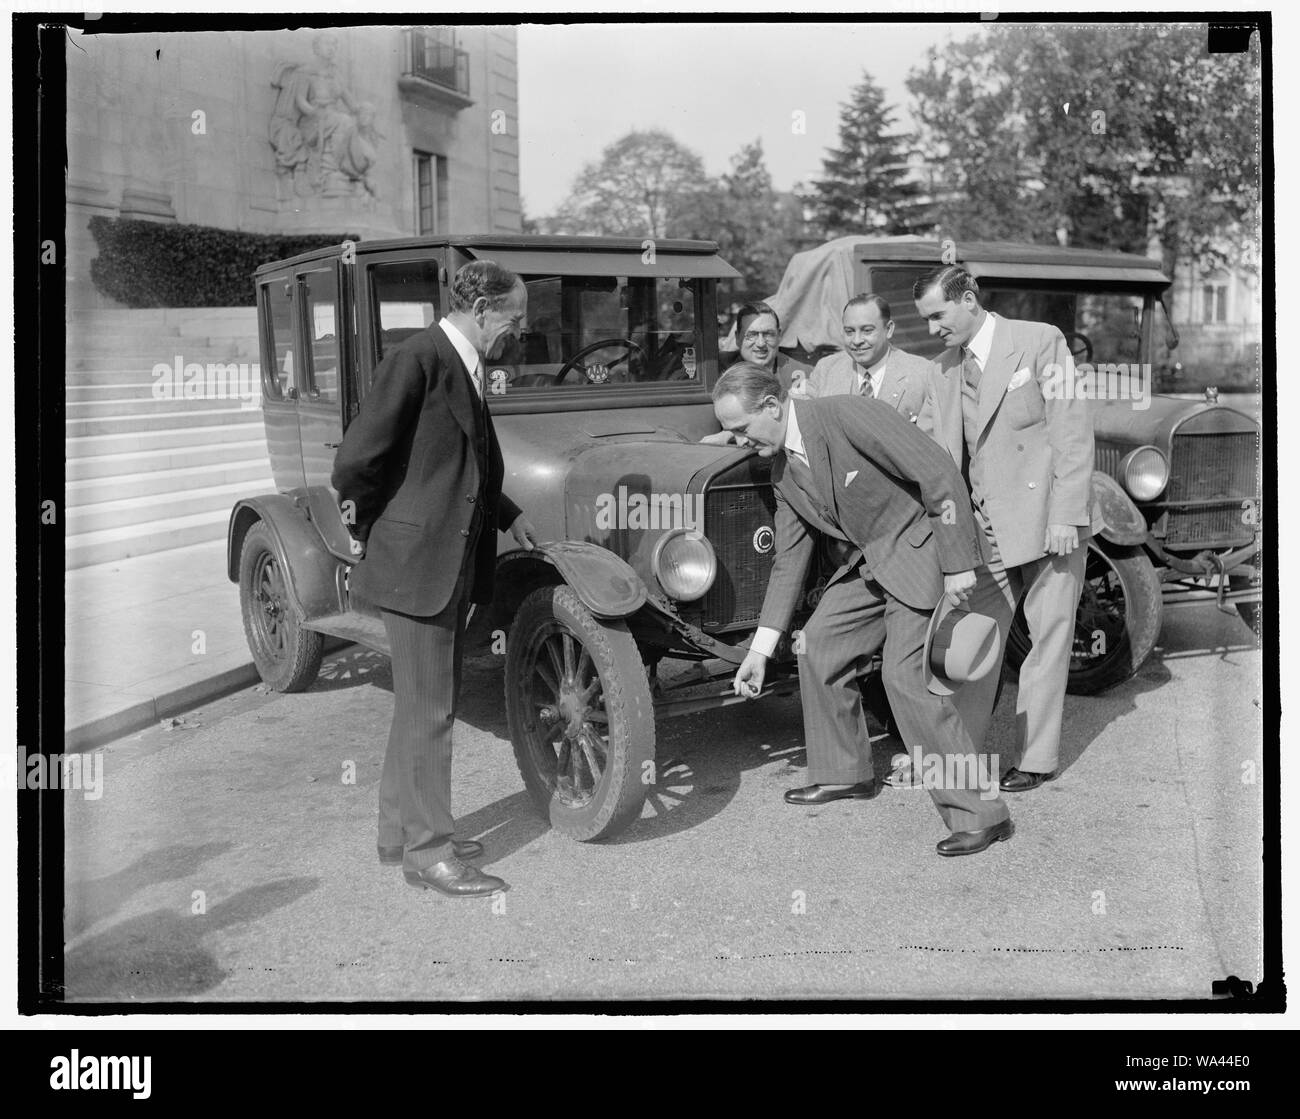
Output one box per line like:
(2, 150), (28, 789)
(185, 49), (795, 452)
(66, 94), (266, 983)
(63, 661), (265, 753)
(63, 636), (357, 753)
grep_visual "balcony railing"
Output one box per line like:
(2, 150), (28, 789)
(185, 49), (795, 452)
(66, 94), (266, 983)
(403, 28), (470, 99)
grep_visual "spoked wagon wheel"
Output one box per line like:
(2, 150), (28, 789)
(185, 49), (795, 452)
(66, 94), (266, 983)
(238, 522), (323, 692)
(1005, 541), (1161, 696)
(505, 585), (654, 841)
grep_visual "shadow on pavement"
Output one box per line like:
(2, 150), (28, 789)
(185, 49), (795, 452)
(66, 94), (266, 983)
(65, 841), (234, 938)
(64, 876), (320, 1000)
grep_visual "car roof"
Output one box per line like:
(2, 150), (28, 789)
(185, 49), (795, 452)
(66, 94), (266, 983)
(851, 236), (1171, 282)
(252, 233), (729, 278)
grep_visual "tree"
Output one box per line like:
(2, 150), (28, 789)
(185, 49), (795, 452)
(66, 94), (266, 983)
(679, 139), (802, 298)
(549, 129), (708, 240)
(806, 72), (926, 239)
(905, 24), (1262, 274)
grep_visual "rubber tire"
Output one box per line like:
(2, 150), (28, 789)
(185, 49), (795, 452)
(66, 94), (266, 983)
(1005, 541), (1162, 697)
(505, 585), (654, 841)
(238, 521), (324, 692)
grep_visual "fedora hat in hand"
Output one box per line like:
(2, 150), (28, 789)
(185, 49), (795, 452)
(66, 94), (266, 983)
(923, 596), (1001, 696)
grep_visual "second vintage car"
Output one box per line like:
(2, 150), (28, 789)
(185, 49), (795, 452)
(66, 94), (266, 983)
(763, 235), (1262, 693)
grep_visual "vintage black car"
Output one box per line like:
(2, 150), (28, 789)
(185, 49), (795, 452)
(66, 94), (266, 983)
(229, 234), (847, 842)
(766, 236), (1262, 692)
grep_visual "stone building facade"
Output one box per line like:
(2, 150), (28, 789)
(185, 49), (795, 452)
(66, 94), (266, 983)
(66, 24), (522, 308)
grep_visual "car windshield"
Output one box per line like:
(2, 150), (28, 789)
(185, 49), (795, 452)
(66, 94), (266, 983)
(981, 288), (1147, 370)
(369, 261), (702, 394)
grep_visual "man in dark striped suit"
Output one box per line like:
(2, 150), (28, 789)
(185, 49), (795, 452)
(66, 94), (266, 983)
(333, 261), (538, 896)
(714, 364), (1013, 855)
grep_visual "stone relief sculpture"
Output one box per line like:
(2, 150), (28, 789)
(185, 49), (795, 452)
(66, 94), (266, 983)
(269, 31), (383, 201)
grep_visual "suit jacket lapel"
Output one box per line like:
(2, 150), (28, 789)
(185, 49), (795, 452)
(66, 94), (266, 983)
(432, 324), (479, 443)
(772, 454), (818, 526)
(932, 352), (965, 467)
(977, 317), (1026, 436)
(797, 404), (839, 520)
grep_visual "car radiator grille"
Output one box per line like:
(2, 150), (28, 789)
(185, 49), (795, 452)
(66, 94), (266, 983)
(1163, 431), (1259, 547)
(699, 481), (780, 629)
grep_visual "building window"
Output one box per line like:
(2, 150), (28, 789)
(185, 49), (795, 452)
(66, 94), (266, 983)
(405, 27), (470, 97)
(414, 152), (448, 235)
(1201, 283), (1228, 324)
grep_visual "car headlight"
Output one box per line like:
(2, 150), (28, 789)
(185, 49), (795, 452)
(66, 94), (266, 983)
(1120, 445), (1169, 501)
(652, 529), (716, 602)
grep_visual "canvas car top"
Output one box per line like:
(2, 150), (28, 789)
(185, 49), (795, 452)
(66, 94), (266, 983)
(761, 235), (1172, 354)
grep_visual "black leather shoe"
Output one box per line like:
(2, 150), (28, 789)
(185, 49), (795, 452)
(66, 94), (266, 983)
(378, 838), (485, 865)
(784, 782), (875, 805)
(936, 818), (1015, 857)
(1000, 767), (1053, 792)
(403, 857), (506, 897)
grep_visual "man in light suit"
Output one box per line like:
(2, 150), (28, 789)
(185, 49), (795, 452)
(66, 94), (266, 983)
(799, 294), (934, 433)
(333, 261), (538, 896)
(914, 265), (1098, 791)
(715, 364), (1013, 856)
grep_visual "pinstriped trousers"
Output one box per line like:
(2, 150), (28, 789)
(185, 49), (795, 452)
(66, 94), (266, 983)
(798, 565), (1010, 833)
(378, 588), (470, 869)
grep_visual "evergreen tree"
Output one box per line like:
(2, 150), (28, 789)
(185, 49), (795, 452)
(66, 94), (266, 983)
(808, 72), (924, 239)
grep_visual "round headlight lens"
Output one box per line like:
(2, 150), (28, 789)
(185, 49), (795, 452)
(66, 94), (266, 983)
(1121, 445), (1169, 501)
(652, 530), (717, 602)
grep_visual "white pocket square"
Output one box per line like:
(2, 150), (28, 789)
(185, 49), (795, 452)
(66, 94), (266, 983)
(1008, 367), (1034, 391)
(844, 470), (858, 487)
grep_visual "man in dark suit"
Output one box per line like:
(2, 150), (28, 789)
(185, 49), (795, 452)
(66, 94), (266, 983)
(332, 260), (538, 896)
(714, 364), (1013, 855)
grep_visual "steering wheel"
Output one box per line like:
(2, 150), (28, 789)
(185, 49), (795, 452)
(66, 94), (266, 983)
(1063, 331), (1094, 364)
(555, 338), (648, 384)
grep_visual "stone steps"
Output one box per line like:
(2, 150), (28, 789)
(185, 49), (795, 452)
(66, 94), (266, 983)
(66, 438), (272, 481)
(67, 406), (258, 437)
(65, 395), (258, 418)
(64, 306), (271, 567)
(67, 458), (271, 504)
(64, 507), (237, 570)
(66, 478), (272, 535)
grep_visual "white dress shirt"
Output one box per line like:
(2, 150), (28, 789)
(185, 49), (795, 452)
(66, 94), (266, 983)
(439, 316), (483, 398)
(853, 349), (889, 397)
(750, 401), (809, 658)
(963, 311), (998, 375)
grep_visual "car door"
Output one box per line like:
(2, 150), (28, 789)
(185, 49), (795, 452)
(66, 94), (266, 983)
(294, 260), (359, 562)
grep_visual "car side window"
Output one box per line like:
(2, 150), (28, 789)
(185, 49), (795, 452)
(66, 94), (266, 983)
(866, 268), (940, 358)
(370, 259), (440, 362)
(260, 280), (294, 400)
(300, 267), (339, 403)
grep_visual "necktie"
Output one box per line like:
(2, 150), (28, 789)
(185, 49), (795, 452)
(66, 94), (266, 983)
(961, 349), (981, 388)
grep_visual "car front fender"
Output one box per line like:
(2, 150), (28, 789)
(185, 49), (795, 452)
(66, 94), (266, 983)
(533, 540), (649, 618)
(227, 495), (345, 622)
(1090, 471), (1149, 547)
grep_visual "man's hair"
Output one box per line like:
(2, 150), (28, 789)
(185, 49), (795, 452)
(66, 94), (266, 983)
(449, 260), (521, 313)
(712, 362), (784, 410)
(843, 292), (892, 320)
(736, 300), (781, 339)
(913, 265), (981, 304)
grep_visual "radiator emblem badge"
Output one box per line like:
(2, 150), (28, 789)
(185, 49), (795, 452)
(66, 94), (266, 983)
(753, 526), (775, 554)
